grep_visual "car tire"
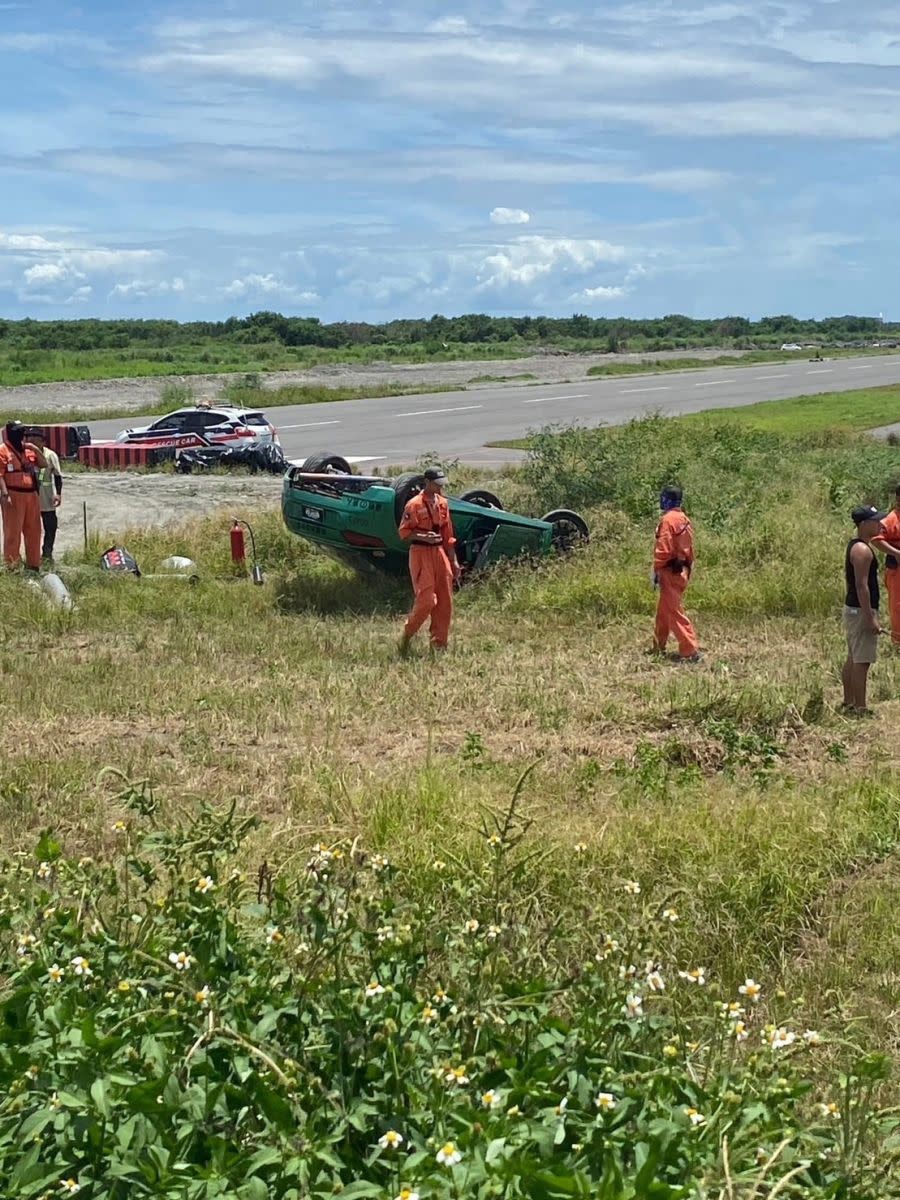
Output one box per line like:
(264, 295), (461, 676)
(458, 488), (504, 510)
(542, 509), (590, 553)
(393, 472), (426, 524)
(299, 452), (352, 474)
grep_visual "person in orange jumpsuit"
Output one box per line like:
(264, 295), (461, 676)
(0, 421), (46, 572)
(871, 483), (900, 647)
(652, 485), (701, 662)
(398, 467), (460, 652)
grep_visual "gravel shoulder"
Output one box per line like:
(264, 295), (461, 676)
(56, 472), (281, 556)
(1, 348), (757, 420)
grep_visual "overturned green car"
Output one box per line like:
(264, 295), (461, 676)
(282, 452), (588, 580)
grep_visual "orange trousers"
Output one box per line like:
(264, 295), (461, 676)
(405, 545), (453, 647)
(2, 491), (41, 570)
(886, 567), (900, 646)
(654, 570), (698, 657)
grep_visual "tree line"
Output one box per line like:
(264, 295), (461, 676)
(0, 311), (895, 352)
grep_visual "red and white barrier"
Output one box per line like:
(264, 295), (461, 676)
(29, 424), (91, 460)
(78, 433), (211, 470)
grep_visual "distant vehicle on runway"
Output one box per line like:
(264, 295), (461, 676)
(780, 343), (802, 351)
(282, 452), (589, 581)
(115, 404), (279, 451)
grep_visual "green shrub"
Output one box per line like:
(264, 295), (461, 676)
(0, 784), (893, 1199)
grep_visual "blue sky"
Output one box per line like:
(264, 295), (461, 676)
(1, 0), (897, 323)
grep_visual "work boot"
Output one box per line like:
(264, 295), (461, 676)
(398, 633), (413, 658)
(679, 652), (703, 664)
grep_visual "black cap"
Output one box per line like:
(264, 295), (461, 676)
(423, 468), (448, 485)
(852, 504), (887, 525)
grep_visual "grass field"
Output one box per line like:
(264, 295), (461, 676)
(0, 399), (898, 1196)
(494, 384), (900, 451)
(0, 340), (549, 388)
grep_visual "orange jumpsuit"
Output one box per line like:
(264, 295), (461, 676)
(653, 507), (699, 658)
(399, 491), (457, 648)
(0, 441), (42, 570)
(873, 509), (900, 646)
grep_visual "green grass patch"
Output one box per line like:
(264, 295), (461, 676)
(467, 372), (539, 384)
(492, 384), (900, 450)
(690, 384), (900, 434)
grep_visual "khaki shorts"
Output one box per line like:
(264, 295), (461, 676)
(843, 606), (879, 664)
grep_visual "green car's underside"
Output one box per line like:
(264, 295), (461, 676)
(281, 457), (588, 581)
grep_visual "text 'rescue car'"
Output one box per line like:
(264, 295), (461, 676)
(282, 452), (589, 580)
(115, 405), (279, 452)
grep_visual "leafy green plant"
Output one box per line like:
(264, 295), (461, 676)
(0, 782), (892, 1199)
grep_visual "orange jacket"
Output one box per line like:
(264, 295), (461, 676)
(872, 510), (900, 567)
(399, 491), (456, 555)
(0, 442), (39, 491)
(654, 508), (694, 573)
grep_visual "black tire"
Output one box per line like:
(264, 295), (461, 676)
(299, 452), (352, 475)
(542, 509), (590, 553)
(459, 488), (504, 510)
(392, 472), (425, 523)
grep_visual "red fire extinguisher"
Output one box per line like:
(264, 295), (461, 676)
(229, 518), (265, 584)
(230, 519), (246, 563)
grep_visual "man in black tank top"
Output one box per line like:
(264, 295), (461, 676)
(841, 505), (887, 715)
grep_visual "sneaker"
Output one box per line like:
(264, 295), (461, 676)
(679, 653), (703, 664)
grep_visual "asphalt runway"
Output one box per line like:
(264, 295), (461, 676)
(87, 353), (900, 466)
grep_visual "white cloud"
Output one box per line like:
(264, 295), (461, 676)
(576, 285), (626, 301)
(478, 235), (626, 289)
(427, 16), (472, 34)
(110, 277), (186, 299)
(23, 262), (73, 286)
(30, 145), (729, 192)
(490, 207), (531, 225)
(0, 232), (64, 252)
(65, 286), (93, 304)
(132, 13), (900, 143)
(221, 274), (319, 303)
(68, 249), (159, 272)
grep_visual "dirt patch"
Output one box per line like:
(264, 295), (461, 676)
(55, 472), (281, 555)
(1, 348), (757, 421)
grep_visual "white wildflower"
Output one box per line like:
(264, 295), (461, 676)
(678, 967), (707, 986)
(738, 978), (762, 1003)
(623, 993), (643, 1019)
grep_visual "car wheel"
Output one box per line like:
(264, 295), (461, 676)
(542, 509), (590, 553)
(393, 472), (426, 523)
(458, 488), (504, 510)
(299, 452), (352, 474)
